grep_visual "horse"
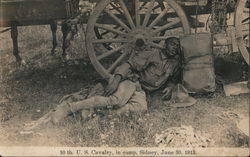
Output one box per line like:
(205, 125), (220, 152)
(0, 0), (82, 65)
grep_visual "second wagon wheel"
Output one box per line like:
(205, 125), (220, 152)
(86, 0), (191, 79)
(235, 0), (249, 64)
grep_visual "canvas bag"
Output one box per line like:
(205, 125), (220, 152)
(180, 33), (215, 93)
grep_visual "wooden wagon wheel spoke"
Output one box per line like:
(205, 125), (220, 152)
(92, 38), (128, 44)
(108, 51), (129, 73)
(149, 32), (184, 49)
(97, 44), (128, 61)
(142, 0), (155, 27)
(94, 25), (124, 53)
(95, 24), (127, 36)
(152, 19), (181, 35)
(148, 6), (171, 29)
(118, 0), (136, 29)
(97, 25), (121, 36)
(104, 9), (131, 32)
(148, 42), (164, 49)
(135, 0), (141, 26)
(95, 25), (124, 49)
(151, 35), (177, 41)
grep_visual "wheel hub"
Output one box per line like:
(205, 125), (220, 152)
(127, 28), (150, 47)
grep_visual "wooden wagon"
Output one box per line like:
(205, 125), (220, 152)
(0, 0), (249, 79)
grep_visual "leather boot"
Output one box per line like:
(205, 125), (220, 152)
(51, 102), (72, 124)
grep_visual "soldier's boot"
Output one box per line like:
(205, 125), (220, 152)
(51, 102), (72, 124)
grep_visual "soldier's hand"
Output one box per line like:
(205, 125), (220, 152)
(104, 75), (122, 96)
(161, 84), (175, 100)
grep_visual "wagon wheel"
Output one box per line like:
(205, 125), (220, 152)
(93, 1), (160, 51)
(86, 0), (191, 79)
(235, 0), (249, 64)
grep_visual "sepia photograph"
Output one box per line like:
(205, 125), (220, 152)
(0, 0), (249, 156)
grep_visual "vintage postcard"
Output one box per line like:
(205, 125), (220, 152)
(0, 0), (249, 156)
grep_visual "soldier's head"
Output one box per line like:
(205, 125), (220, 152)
(164, 37), (180, 57)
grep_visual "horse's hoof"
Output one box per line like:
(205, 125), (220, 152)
(20, 60), (28, 68)
(61, 54), (70, 63)
(51, 104), (71, 124)
(21, 60), (27, 65)
(51, 50), (56, 56)
(15, 60), (28, 69)
(64, 54), (70, 60)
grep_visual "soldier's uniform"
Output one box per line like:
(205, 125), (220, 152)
(51, 45), (182, 123)
(50, 35), (183, 124)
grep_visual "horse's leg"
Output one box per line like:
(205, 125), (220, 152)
(61, 22), (71, 59)
(50, 22), (57, 55)
(10, 25), (22, 62)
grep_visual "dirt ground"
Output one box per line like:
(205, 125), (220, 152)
(0, 25), (249, 147)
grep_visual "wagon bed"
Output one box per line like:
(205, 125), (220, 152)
(0, 0), (249, 79)
(0, 0), (67, 27)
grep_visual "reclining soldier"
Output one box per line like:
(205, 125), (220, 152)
(23, 37), (182, 130)
(49, 37), (182, 123)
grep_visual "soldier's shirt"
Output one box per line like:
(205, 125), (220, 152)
(114, 48), (181, 91)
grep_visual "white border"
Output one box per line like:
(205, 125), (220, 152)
(0, 147), (249, 156)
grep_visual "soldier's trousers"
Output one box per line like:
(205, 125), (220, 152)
(70, 80), (148, 115)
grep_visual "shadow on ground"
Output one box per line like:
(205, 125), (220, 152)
(0, 26), (249, 147)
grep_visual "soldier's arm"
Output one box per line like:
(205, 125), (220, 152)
(113, 62), (133, 80)
(104, 62), (133, 96)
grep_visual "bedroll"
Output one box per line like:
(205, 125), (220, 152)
(180, 33), (216, 93)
